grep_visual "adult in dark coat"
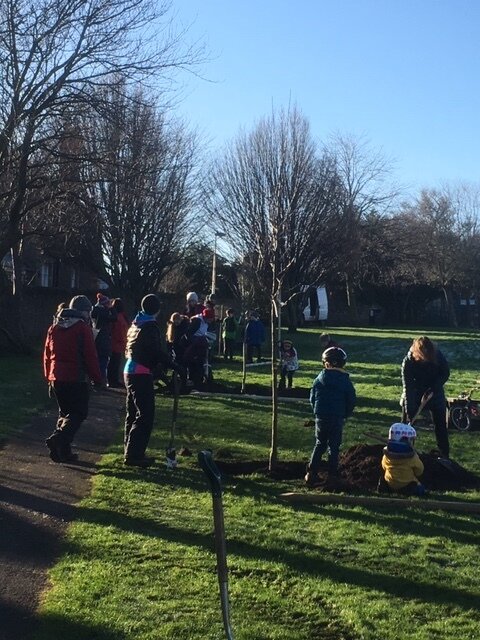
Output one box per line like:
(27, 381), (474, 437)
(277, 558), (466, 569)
(123, 294), (177, 466)
(91, 293), (117, 387)
(401, 335), (450, 458)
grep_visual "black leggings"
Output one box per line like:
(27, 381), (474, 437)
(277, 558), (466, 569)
(403, 398), (449, 458)
(124, 374), (155, 460)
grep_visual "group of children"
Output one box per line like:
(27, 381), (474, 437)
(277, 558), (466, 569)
(166, 298), (294, 383)
(304, 334), (439, 496)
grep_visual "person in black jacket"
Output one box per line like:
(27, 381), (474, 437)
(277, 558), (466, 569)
(401, 336), (450, 459)
(91, 293), (117, 388)
(123, 294), (175, 467)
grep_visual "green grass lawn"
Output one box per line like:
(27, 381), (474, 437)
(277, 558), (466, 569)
(25, 327), (480, 638)
(0, 352), (50, 442)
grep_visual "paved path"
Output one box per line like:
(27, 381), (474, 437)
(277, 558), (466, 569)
(0, 390), (125, 640)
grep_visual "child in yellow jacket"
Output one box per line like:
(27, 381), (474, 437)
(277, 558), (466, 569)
(380, 423), (426, 496)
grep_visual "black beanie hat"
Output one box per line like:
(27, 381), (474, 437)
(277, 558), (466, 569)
(69, 295), (92, 314)
(141, 294), (161, 315)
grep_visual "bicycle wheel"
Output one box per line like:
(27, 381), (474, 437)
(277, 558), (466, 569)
(450, 406), (471, 431)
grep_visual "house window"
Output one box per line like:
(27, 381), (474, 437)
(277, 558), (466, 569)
(70, 267), (79, 289)
(40, 262), (54, 287)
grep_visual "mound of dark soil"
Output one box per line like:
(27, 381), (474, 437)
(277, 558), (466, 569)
(216, 443), (480, 494)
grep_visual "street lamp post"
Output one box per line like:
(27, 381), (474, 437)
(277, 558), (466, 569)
(211, 231), (225, 297)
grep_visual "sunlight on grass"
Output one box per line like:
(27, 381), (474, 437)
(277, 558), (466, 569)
(33, 327), (480, 639)
(0, 353), (50, 440)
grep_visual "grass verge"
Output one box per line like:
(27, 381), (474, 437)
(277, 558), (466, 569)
(29, 327), (480, 639)
(0, 353), (49, 442)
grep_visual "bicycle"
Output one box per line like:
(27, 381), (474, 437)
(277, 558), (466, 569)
(447, 387), (480, 432)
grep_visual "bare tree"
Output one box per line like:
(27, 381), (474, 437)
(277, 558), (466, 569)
(203, 105), (340, 468)
(325, 132), (400, 322)
(399, 187), (480, 326)
(0, 0), (204, 262)
(81, 85), (199, 305)
(0, 0), (205, 350)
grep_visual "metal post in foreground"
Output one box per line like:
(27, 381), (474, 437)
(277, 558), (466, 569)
(198, 450), (235, 640)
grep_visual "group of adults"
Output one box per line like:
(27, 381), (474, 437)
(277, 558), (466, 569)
(164, 292), (217, 387)
(42, 290), (220, 466)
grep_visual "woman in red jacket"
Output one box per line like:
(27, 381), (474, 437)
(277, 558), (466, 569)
(44, 295), (102, 462)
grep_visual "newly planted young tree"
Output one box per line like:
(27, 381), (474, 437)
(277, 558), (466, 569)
(203, 105), (339, 468)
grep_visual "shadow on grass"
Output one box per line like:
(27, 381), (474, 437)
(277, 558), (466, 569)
(98, 460), (296, 508)
(0, 598), (125, 640)
(355, 395), (400, 411)
(284, 501), (480, 547)
(73, 498), (480, 613)
(33, 610), (126, 640)
(353, 376), (401, 387)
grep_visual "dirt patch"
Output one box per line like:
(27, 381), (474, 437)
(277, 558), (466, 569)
(216, 443), (480, 494)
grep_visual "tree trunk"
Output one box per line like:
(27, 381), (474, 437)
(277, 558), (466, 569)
(345, 272), (359, 324)
(443, 286), (458, 328)
(2, 245), (31, 353)
(269, 291), (280, 471)
(241, 320), (247, 393)
(285, 297), (299, 332)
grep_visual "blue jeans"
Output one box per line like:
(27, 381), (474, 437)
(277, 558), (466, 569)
(309, 415), (344, 474)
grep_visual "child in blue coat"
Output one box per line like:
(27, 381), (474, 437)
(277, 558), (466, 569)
(244, 311), (266, 363)
(305, 347), (356, 486)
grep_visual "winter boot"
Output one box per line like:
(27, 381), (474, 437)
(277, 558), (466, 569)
(304, 464), (322, 488)
(45, 432), (62, 462)
(46, 431), (78, 463)
(57, 439), (79, 462)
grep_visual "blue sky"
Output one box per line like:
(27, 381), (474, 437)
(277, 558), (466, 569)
(173, 0), (480, 192)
